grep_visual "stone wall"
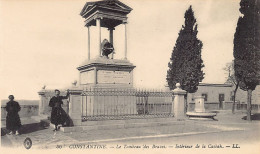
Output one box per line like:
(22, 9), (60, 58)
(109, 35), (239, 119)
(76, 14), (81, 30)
(188, 103), (219, 111)
(1, 105), (38, 120)
(38, 90), (69, 116)
(188, 101), (260, 111)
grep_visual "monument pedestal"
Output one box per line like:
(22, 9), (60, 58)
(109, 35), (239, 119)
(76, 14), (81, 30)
(186, 96), (217, 120)
(75, 57), (137, 118)
(77, 57), (136, 89)
(194, 96), (206, 112)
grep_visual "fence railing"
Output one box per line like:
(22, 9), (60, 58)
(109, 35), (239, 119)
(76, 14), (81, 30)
(81, 88), (173, 121)
(236, 104), (260, 110)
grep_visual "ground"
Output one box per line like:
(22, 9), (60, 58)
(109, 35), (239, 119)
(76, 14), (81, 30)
(1, 110), (260, 153)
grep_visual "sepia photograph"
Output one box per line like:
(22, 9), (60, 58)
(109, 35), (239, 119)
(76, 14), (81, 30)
(0, 0), (260, 153)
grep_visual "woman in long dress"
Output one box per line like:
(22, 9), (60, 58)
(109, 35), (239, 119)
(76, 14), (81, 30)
(6, 95), (21, 135)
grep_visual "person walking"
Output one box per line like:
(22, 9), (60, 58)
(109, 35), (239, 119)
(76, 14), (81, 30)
(49, 89), (69, 131)
(5, 95), (21, 135)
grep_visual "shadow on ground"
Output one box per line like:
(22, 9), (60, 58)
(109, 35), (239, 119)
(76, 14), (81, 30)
(242, 113), (260, 120)
(1, 122), (48, 136)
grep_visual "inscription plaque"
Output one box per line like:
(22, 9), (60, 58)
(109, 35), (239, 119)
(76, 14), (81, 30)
(97, 70), (131, 84)
(114, 71), (130, 84)
(80, 70), (94, 84)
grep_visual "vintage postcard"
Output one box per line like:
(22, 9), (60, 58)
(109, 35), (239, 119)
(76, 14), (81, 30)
(1, 0), (259, 154)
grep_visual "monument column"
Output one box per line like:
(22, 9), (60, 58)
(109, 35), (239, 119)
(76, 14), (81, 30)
(87, 26), (90, 60)
(123, 21), (127, 60)
(108, 27), (115, 59)
(96, 18), (101, 56)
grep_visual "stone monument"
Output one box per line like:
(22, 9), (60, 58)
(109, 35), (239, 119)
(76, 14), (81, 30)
(72, 0), (137, 121)
(78, 0), (135, 89)
(186, 96), (217, 120)
(37, 0), (137, 128)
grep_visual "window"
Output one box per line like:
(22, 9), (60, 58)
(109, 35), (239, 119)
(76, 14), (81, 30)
(201, 93), (208, 101)
(230, 96), (235, 101)
(230, 91), (234, 101)
(219, 94), (225, 102)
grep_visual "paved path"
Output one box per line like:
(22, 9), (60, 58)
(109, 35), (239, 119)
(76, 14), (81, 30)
(1, 110), (260, 150)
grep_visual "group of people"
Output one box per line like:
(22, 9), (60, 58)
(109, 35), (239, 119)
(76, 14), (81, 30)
(5, 89), (70, 135)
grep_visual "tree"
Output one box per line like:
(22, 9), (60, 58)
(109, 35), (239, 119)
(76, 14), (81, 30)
(233, 0), (260, 120)
(167, 6), (204, 111)
(223, 61), (241, 114)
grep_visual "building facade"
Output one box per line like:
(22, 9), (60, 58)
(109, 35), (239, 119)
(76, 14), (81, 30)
(166, 83), (260, 111)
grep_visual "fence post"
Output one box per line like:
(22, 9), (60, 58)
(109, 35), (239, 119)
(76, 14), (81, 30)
(172, 83), (187, 120)
(68, 88), (83, 126)
(38, 90), (46, 115)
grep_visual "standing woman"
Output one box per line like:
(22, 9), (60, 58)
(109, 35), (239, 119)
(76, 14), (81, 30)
(6, 95), (21, 135)
(49, 89), (69, 131)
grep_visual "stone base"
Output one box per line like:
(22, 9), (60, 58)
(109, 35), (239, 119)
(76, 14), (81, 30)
(186, 111), (217, 120)
(46, 117), (183, 132)
(77, 57), (136, 88)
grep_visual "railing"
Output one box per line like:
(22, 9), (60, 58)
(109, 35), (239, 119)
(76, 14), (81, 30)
(237, 104), (260, 110)
(81, 88), (173, 121)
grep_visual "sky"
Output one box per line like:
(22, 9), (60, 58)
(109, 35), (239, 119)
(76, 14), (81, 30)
(0, 0), (241, 100)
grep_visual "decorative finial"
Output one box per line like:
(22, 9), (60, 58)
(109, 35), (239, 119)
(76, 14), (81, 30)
(42, 85), (46, 89)
(176, 83), (181, 89)
(72, 80), (77, 86)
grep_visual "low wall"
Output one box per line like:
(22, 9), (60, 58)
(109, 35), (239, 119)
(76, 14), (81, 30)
(188, 102), (219, 111)
(236, 104), (260, 110)
(1, 105), (38, 120)
(188, 101), (260, 111)
(38, 90), (69, 116)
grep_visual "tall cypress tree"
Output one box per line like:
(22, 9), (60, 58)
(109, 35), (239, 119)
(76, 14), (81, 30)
(233, 0), (260, 120)
(167, 6), (204, 93)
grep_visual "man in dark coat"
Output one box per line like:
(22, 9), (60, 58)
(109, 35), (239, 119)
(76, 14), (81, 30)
(6, 95), (21, 135)
(49, 89), (69, 131)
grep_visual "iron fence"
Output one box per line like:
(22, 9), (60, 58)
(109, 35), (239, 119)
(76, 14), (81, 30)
(81, 88), (173, 121)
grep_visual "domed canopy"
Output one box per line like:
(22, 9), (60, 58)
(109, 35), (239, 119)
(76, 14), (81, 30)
(80, 0), (132, 28)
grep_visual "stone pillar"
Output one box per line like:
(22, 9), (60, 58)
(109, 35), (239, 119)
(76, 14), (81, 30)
(172, 83), (186, 120)
(108, 28), (114, 45)
(108, 27), (115, 59)
(38, 90), (46, 115)
(87, 26), (90, 60)
(94, 67), (97, 85)
(123, 21), (127, 60)
(96, 18), (101, 56)
(68, 89), (83, 126)
(194, 96), (205, 112)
